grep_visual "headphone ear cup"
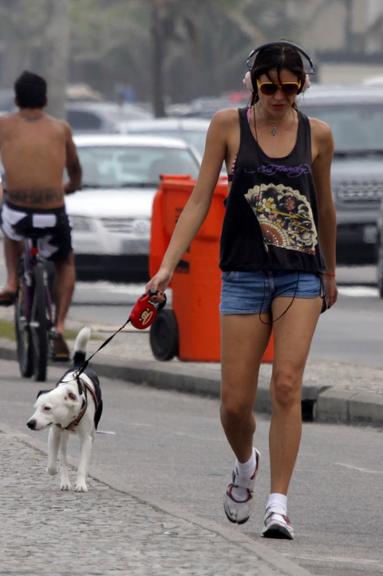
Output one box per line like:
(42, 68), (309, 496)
(243, 70), (253, 92)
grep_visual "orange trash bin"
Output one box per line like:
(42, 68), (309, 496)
(149, 174), (274, 363)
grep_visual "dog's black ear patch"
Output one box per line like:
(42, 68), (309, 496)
(36, 389), (52, 399)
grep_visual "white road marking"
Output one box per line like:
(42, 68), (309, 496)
(290, 554), (381, 568)
(338, 286), (379, 297)
(335, 462), (383, 474)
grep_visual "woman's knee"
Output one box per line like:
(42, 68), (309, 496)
(271, 370), (301, 408)
(220, 391), (254, 422)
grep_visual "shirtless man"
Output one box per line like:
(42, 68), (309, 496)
(0, 71), (82, 360)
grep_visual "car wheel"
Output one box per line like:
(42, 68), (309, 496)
(149, 309), (179, 361)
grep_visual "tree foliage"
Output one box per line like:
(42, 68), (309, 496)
(0, 0), (335, 111)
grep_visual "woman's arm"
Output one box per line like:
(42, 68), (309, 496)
(311, 117), (338, 308)
(146, 110), (229, 293)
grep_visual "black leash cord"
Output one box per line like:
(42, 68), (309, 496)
(74, 317), (131, 378)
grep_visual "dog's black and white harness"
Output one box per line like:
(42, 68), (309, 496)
(67, 377), (102, 431)
(37, 366), (103, 432)
(67, 367), (103, 431)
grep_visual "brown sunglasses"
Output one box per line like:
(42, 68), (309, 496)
(256, 79), (301, 96)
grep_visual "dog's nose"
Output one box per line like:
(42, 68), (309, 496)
(27, 420), (36, 430)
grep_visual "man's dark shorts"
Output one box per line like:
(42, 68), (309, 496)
(0, 201), (73, 262)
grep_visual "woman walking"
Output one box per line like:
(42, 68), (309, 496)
(146, 40), (337, 539)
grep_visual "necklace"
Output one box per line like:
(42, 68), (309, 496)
(252, 105), (293, 139)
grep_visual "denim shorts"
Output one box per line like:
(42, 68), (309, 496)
(220, 270), (322, 315)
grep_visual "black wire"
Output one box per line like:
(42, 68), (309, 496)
(251, 106), (300, 324)
(259, 271), (300, 325)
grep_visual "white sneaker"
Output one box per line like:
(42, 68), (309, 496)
(223, 449), (260, 525)
(262, 510), (294, 540)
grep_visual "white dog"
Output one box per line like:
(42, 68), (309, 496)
(27, 327), (103, 492)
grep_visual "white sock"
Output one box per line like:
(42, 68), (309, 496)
(236, 448), (256, 481)
(266, 493), (288, 515)
(231, 448), (257, 502)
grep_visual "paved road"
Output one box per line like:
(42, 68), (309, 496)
(1, 358), (383, 576)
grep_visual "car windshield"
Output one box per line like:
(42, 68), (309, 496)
(300, 103), (383, 153)
(78, 145), (200, 188)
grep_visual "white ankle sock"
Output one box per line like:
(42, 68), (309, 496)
(266, 493), (288, 515)
(231, 448), (257, 502)
(236, 448), (256, 481)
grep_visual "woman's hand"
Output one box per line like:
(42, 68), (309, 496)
(145, 266), (172, 299)
(323, 273), (338, 309)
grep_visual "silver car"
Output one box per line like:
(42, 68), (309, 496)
(66, 101), (153, 134)
(65, 134), (200, 281)
(299, 84), (383, 265)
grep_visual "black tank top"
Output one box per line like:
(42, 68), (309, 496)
(220, 108), (324, 273)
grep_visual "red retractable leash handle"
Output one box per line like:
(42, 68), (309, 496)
(129, 291), (167, 329)
(74, 291), (166, 377)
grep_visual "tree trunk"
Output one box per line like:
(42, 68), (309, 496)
(44, 0), (70, 119)
(151, 0), (166, 117)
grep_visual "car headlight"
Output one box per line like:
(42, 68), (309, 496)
(130, 218), (151, 235)
(69, 215), (95, 232)
(100, 217), (150, 237)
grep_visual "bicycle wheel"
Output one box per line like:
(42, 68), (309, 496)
(14, 263), (33, 378)
(30, 262), (49, 382)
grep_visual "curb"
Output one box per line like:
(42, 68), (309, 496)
(92, 357), (383, 427)
(315, 388), (383, 425)
(1, 337), (383, 427)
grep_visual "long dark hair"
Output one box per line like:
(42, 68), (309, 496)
(249, 44), (306, 105)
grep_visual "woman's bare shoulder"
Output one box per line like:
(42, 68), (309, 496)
(308, 116), (332, 140)
(209, 107), (241, 129)
(308, 116), (334, 157)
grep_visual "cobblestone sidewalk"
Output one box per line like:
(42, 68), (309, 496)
(0, 429), (310, 576)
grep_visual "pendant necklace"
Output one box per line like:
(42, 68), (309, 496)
(253, 106), (278, 139)
(253, 106), (295, 138)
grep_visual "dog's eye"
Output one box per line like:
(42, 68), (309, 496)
(43, 406), (51, 411)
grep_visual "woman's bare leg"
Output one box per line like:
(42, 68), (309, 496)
(269, 296), (322, 494)
(220, 313), (272, 462)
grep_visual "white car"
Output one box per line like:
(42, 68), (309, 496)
(119, 117), (210, 157)
(65, 134), (200, 281)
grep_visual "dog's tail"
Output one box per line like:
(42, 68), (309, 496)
(73, 326), (91, 367)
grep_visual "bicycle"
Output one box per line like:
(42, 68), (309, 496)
(14, 233), (55, 382)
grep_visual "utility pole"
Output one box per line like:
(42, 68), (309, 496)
(44, 0), (70, 118)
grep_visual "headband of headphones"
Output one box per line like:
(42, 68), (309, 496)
(246, 40), (315, 73)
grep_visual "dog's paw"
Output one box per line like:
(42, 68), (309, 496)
(60, 480), (72, 491)
(74, 480), (88, 493)
(47, 465), (58, 476)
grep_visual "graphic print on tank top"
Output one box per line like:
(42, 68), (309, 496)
(244, 182), (318, 255)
